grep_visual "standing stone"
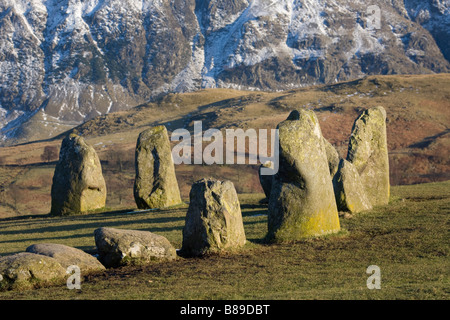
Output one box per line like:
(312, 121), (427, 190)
(180, 178), (246, 257)
(134, 126), (182, 209)
(51, 133), (106, 216)
(332, 159), (373, 213)
(258, 162), (274, 199)
(323, 137), (340, 177)
(267, 109), (340, 241)
(347, 106), (390, 206)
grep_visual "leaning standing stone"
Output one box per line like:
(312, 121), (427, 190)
(267, 109), (340, 241)
(347, 106), (390, 206)
(94, 227), (177, 268)
(134, 126), (182, 209)
(332, 159), (373, 213)
(50, 133), (107, 216)
(180, 178), (246, 257)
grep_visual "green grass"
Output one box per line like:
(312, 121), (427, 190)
(0, 181), (448, 300)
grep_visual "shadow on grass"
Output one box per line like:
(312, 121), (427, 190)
(0, 207), (187, 238)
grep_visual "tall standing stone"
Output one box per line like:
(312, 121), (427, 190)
(134, 126), (182, 209)
(267, 109), (340, 241)
(50, 133), (106, 216)
(180, 178), (246, 257)
(347, 106), (390, 206)
(332, 159), (373, 213)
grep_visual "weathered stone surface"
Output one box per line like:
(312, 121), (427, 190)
(0, 252), (66, 290)
(267, 109), (340, 241)
(50, 133), (106, 216)
(180, 178), (246, 257)
(26, 243), (105, 272)
(347, 106), (390, 206)
(94, 227), (177, 268)
(323, 137), (340, 177)
(258, 162), (274, 199)
(134, 126), (182, 209)
(332, 159), (373, 213)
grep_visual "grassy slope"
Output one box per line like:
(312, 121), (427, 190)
(0, 74), (449, 218)
(0, 181), (448, 300)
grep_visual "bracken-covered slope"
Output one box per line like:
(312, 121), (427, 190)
(0, 0), (449, 144)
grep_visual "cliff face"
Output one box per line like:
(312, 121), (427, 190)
(0, 0), (449, 144)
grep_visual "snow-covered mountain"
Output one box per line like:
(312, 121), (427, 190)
(1, 0), (449, 144)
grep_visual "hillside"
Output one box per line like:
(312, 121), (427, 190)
(0, 73), (449, 218)
(1, 0), (450, 144)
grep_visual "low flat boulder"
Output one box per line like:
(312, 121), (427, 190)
(94, 227), (177, 268)
(26, 243), (105, 272)
(0, 252), (66, 290)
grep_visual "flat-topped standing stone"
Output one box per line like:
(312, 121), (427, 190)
(347, 106), (390, 206)
(134, 126), (182, 209)
(267, 109), (340, 241)
(332, 159), (373, 213)
(50, 133), (106, 216)
(180, 178), (246, 257)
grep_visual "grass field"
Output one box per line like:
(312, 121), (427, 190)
(0, 181), (448, 300)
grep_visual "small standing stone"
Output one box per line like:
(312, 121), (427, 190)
(258, 162), (274, 199)
(180, 178), (246, 257)
(323, 137), (340, 177)
(332, 159), (373, 213)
